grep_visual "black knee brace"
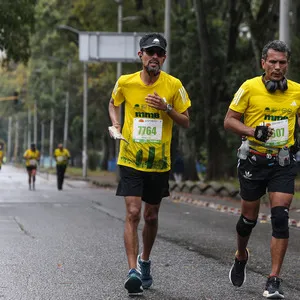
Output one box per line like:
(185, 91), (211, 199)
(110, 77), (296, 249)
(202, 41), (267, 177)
(271, 206), (289, 239)
(236, 215), (257, 237)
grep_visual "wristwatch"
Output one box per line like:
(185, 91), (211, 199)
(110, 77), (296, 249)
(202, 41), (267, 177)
(165, 103), (173, 113)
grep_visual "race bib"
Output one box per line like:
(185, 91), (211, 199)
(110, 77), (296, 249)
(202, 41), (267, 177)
(29, 159), (37, 166)
(265, 119), (289, 146)
(57, 156), (65, 162)
(133, 118), (163, 143)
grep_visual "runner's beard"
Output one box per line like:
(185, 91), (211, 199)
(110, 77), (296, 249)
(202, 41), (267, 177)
(145, 64), (161, 76)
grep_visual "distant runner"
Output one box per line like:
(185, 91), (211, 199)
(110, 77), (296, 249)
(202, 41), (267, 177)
(23, 143), (40, 190)
(54, 143), (70, 190)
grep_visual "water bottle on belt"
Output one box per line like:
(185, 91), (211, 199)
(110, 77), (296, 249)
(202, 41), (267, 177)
(237, 136), (249, 160)
(278, 146), (290, 167)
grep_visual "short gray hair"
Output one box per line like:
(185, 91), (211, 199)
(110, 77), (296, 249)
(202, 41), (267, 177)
(261, 40), (291, 61)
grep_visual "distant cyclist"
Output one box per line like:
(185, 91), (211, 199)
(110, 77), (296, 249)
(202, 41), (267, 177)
(23, 143), (40, 190)
(54, 143), (70, 190)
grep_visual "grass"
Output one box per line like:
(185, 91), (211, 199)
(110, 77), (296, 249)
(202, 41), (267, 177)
(39, 166), (116, 178)
(12, 163), (300, 202)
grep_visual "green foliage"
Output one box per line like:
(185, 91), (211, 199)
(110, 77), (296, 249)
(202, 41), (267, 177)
(0, 0), (36, 64)
(2, 0), (300, 179)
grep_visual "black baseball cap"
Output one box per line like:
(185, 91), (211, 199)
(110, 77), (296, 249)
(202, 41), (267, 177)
(139, 33), (167, 51)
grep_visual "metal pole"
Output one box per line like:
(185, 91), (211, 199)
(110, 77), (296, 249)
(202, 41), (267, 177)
(28, 108), (32, 148)
(163, 0), (171, 73)
(7, 116), (12, 162)
(279, 0), (290, 46)
(63, 92), (69, 149)
(34, 99), (37, 144)
(82, 62), (88, 178)
(115, 1), (123, 180)
(63, 60), (71, 149)
(14, 115), (19, 164)
(49, 77), (55, 168)
(41, 122), (45, 167)
(50, 109), (54, 168)
(57, 25), (88, 177)
(117, 2), (123, 80)
(24, 125), (27, 153)
(117, 1), (123, 124)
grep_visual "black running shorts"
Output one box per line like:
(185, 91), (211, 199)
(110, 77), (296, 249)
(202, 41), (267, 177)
(116, 165), (170, 205)
(26, 166), (37, 172)
(238, 154), (297, 201)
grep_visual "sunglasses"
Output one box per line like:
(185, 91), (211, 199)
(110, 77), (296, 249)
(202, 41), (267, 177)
(143, 48), (166, 57)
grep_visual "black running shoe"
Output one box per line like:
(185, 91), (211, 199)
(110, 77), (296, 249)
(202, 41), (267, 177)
(229, 248), (249, 287)
(263, 276), (284, 299)
(124, 268), (143, 296)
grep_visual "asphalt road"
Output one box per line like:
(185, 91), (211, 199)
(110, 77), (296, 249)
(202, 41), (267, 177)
(0, 165), (299, 300)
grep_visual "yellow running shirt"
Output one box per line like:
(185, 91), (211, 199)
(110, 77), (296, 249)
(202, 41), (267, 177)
(23, 149), (40, 167)
(54, 148), (70, 165)
(229, 76), (300, 153)
(112, 71), (191, 172)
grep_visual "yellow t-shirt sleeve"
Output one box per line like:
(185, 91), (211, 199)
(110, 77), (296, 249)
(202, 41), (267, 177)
(112, 77), (125, 106)
(229, 81), (250, 114)
(172, 79), (191, 113)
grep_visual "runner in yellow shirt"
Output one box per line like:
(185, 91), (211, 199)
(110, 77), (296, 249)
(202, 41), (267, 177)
(54, 143), (70, 190)
(108, 33), (191, 296)
(23, 143), (40, 190)
(224, 40), (300, 298)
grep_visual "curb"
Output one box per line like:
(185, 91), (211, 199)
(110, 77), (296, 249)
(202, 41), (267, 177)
(83, 178), (300, 229)
(170, 192), (300, 229)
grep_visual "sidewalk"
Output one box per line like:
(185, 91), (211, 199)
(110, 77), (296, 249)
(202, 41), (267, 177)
(81, 172), (300, 229)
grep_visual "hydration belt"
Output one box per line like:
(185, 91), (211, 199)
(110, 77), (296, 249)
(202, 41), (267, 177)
(249, 149), (277, 159)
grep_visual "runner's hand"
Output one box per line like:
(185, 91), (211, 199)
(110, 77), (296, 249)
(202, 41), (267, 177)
(254, 126), (274, 142)
(145, 92), (167, 111)
(108, 126), (129, 144)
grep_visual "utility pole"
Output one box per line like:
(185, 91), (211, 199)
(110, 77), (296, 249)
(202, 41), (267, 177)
(27, 108), (32, 148)
(117, 1), (123, 80)
(115, 0), (123, 180)
(23, 126), (27, 153)
(49, 77), (55, 168)
(41, 122), (45, 167)
(63, 60), (71, 149)
(82, 62), (88, 178)
(34, 99), (37, 145)
(163, 0), (171, 73)
(13, 115), (19, 164)
(57, 25), (88, 178)
(7, 116), (12, 162)
(279, 0), (290, 46)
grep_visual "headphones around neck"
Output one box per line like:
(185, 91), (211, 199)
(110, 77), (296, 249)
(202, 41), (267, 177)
(262, 73), (288, 93)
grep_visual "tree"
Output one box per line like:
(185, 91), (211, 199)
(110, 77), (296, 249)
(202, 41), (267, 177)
(0, 0), (37, 64)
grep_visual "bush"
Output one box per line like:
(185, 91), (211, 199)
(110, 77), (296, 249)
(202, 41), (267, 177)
(88, 150), (100, 171)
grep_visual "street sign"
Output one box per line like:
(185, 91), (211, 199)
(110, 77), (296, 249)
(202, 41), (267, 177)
(79, 32), (147, 63)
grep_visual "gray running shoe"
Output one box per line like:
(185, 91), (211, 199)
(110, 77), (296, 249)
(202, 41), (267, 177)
(124, 268), (143, 296)
(229, 248), (249, 287)
(263, 276), (284, 299)
(137, 254), (153, 288)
